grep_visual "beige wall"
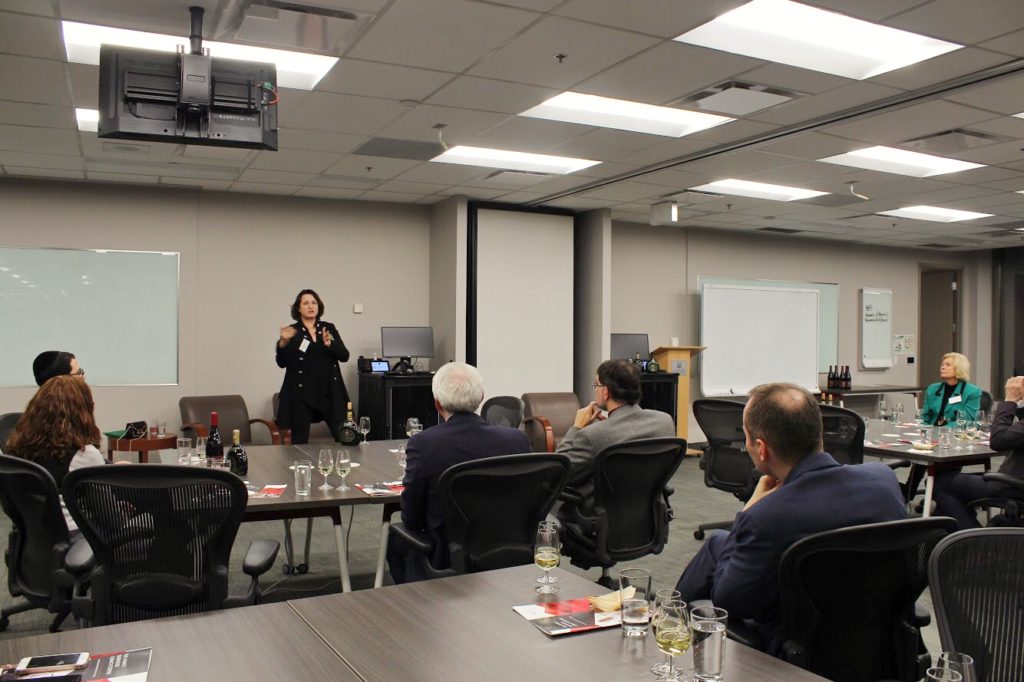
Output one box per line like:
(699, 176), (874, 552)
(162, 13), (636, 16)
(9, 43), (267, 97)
(0, 179), (431, 442)
(611, 220), (995, 442)
(574, 209), (612, 401)
(429, 196), (467, 367)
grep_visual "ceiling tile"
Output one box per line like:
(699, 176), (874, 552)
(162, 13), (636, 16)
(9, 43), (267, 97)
(230, 182), (300, 196)
(348, 0), (539, 72)
(753, 132), (864, 161)
(373, 179), (449, 194)
(822, 100), (996, 145)
(0, 2), (55, 16)
(751, 82), (903, 127)
(287, 92), (408, 135)
(944, 72), (1024, 115)
(0, 12), (62, 60)
(396, 162), (485, 184)
(468, 16), (659, 89)
(248, 148), (340, 173)
(0, 123), (78, 154)
(980, 29), (1024, 57)
(159, 177), (232, 191)
(733, 63), (849, 95)
(358, 190), (429, 203)
(0, 150), (82, 170)
(0, 101), (74, 129)
(887, 0), (1024, 44)
(315, 59), (455, 101)
(802, 0), (926, 21)
(85, 171), (158, 184)
(468, 117), (590, 153)
(0, 55), (70, 106)
(294, 186), (365, 200)
(552, 0), (745, 38)
(325, 154), (419, 179)
(278, 128), (368, 155)
(549, 128), (662, 161)
(871, 48), (1009, 91)
(2, 166), (83, 180)
(376, 103), (509, 144)
(426, 76), (557, 114)
(238, 169), (317, 185)
(67, 63), (97, 108)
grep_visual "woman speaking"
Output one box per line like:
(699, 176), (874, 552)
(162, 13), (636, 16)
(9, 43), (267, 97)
(276, 289), (350, 444)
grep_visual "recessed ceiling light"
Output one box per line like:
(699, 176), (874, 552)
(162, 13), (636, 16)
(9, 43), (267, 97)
(520, 92), (732, 138)
(819, 146), (983, 177)
(688, 179), (827, 201)
(674, 0), (962, 80)
(877, 206), (993, 223)
(75, 108), (99, 132)
(430, 146), (599, 174)
(61, 20), (337, 90)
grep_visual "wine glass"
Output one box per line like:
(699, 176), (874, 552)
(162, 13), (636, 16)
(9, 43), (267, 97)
(879, 400), (889, 422)
(195, 436), (207, 465)
(935, 652), (976, 682)
(335, 453), (351, 492)
(650, 589), (681, 676)
(398, 417), (421, 454)
(317, 449), (334, 490)
(533, 521), (560, 594)
(915, 407), (926, 425)
(653, 599), (690, 682)
(358, 416), (371, 445)
(894, 402), (905, 425)
(927, 668), (963, 682)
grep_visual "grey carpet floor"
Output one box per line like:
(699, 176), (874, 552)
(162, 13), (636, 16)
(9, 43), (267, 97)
(0, 454), (942, 660)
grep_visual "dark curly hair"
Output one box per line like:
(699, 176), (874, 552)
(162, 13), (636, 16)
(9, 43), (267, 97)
(290, 289), (325, 322)
(6, 375), (100, 463)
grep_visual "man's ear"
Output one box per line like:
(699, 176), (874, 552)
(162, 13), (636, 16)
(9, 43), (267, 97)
(755, 437), (769, 464)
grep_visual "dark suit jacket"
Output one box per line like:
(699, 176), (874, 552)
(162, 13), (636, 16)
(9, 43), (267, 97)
(401, 412), (531, 568)
(709, 453), (907, 650)
(275, 320), (350, 428)
(989, 400), (1024, 478)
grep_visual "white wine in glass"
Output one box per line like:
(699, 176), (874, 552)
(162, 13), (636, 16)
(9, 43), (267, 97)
(317, 449), (334, 490)
(654, 600), (690, 682)
(336, 454), (351, 491)
(534, 522), (560, 594)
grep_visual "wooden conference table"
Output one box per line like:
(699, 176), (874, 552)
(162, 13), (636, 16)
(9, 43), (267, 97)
(239, 440), (404, 592)
(862, 418), (1004, 516)
(0, 566), (828, 682)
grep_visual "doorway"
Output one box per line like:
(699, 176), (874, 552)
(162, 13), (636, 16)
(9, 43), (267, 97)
(918, 267), (961, 385)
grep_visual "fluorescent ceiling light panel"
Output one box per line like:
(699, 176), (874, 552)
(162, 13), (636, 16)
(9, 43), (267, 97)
(75, 108), (99, 132)
(877, 205), (993, 223)
(430, 146), (599, 174)
(688, 179), (826, 201)
(674, 0), (962, 80)
(818, 146), (984, 177)
(61, 21), (337, 90)
(520, 92), (732, 138)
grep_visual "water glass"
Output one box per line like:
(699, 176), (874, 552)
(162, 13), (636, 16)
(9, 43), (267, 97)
(359, 416), (371, 445)
(939, 428), (953, 451)
(533, 521), (560, 594)
(927, 668), (963, 682)
(195, 436), (207, 464)
(294, 460), (312, 496)
(879, 399), (889, 421)
(618, 567), (652, 638)
(176, 437), (192, 465)
(935, 652), (976, 682)
(155, 420), (167, 437)
(691, 605), (728, 682)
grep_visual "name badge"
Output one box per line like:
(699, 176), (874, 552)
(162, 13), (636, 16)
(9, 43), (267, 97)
(299, 338), (310, 353)
(948, 395), (962, 404)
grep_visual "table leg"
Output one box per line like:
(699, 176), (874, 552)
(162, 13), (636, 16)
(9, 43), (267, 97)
(137, 451), (148, 464)
(332, 510), (352, 592)
(922, 465), (935, 518)
(303, 517), (314, 568)
(374, 503), (400, 589)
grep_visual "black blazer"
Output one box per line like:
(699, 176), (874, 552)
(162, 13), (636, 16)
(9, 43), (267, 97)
(275, 320), (350, 428)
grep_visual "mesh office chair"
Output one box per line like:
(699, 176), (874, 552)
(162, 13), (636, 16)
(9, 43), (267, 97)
(819, 404), (865, 465)
(0, 455), (92, 632)
(480, 396), (524, 429)
(179, 395), (286, 445)
(521, 392), (580, 452)
(0, 412), (21, 452)
(63, 465), (279, 626)
(778, 517), (957, 682)
(390, 453), (570, 579)
(967, 472), (1024, 526)
(560, 438), (686, 587)
(929, 527), (1024, 682)
(980, 390), (993, 414)
(691, 399), (757, 540)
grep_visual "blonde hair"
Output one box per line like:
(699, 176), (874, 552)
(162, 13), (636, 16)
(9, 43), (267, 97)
(943, 352), (971, 381)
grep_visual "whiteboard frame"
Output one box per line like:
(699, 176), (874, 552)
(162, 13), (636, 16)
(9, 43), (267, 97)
(860, 287), (894, 369)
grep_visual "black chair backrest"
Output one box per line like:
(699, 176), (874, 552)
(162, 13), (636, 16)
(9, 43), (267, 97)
(980, 390), (993, 414)
(819, 404), (865, 465)
(591, 437), (686, 560)
(692, 399), (756, 499)
(63, 465), (246, 625)
(929, 528), (1024, 682)
(0, 455), (71, 603)
(780, 517), (958, 682)
(438, 453), (570, 573)
(0, 412), (21, 452)
(480, 396), (525, 429)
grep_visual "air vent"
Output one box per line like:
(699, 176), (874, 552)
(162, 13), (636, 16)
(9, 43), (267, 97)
(101, 142), (150, 155)
(215, 1), (375, 52)
(480, 170), (551, 187)
(678, 81), (800, 116)
(353, 138), (445, 161)
(902, 128), (1012, 155)
(759, 227), (803, 234)
(661, 189), (721, 204)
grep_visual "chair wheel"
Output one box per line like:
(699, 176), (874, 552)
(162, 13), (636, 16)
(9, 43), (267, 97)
(693, 530), (706, 540)
(0, 615), (8, 631)
(297, 563), (309, 574)
(282, 564), (294, 575)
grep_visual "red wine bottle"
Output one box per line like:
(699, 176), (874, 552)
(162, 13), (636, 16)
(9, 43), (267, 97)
(206, 411), (224, 462)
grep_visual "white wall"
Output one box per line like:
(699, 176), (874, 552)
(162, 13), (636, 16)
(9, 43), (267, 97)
(0, 179), (431, 439)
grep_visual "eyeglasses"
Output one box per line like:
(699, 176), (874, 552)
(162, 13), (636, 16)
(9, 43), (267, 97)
(72, 369), (86, 377)
(592, 382), (605, 389)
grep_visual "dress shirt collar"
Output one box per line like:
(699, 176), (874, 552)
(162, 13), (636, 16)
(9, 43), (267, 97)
(783, 451), (840, 484)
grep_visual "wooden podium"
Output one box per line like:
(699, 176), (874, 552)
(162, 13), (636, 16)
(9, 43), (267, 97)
(651, 346), (704, 441)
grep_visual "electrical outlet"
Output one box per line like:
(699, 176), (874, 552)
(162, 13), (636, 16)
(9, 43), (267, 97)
(353, 303), (363, 314)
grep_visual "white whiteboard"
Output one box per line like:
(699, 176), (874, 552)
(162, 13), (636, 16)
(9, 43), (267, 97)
(0, 247), (179, 386)
(700, 284), (819, 397)
(860, 288), (894, 369)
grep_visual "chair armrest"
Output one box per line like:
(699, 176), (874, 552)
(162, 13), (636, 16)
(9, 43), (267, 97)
(389, 523), (434, 555)
(181, 422), (208, 438)
(886, 459), (911, 470)
(663, 484), (675, 499)
(249, 418), (283, 445)
(983, 472), (1024, 491)
(382, 501), (401, 523)
(242, 539), (280, 577)
(727, 618), (763, 650)
(281, 428), (292, 445)
(65, 537), (94, 575)
(523, 416), (555, 453)
(559, 486), (585, 505)
(912, 601), (930, 628)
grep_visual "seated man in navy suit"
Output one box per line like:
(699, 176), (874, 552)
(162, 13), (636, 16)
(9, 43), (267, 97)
(387, 362), (530, 584)
(676, 382), (906, 653)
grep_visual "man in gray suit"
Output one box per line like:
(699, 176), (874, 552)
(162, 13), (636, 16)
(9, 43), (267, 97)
(556, 359), (676, 515)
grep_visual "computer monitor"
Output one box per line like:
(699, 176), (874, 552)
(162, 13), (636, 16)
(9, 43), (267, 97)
(610, 333), (649, 361)
(381, 327), (434, 368)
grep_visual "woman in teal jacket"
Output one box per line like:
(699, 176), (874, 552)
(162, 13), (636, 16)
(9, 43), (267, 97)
(920, 352), (981, 426)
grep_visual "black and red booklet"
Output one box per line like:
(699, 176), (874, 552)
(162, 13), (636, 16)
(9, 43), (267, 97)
(3, 648), (151, 681)
(513, 598), (621, 636)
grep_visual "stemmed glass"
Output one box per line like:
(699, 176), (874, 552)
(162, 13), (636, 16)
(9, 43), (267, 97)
(879, 400), (889, 422)
(915, 407), (926, 425)
(653, 599), (690, 682)
(927, 668), (963, 682)
(398, 417), (421, 454)
(954, 413), (967, 451)
(336, 453), (351, 492)
(964, 421), (979, 448)
(534, 521), (560, 594)
(893, 402), (904, 425)
(317, 449), (334, 490)
(358, 416), (371, 445)
(650, 589), (681, 676)
(195, 436), (207, 466)
(935, 652), (976, 682)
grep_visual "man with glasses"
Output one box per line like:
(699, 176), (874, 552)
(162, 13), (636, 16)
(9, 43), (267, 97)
(32, 350), (84, 386)
(555, 359), (675, 518)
